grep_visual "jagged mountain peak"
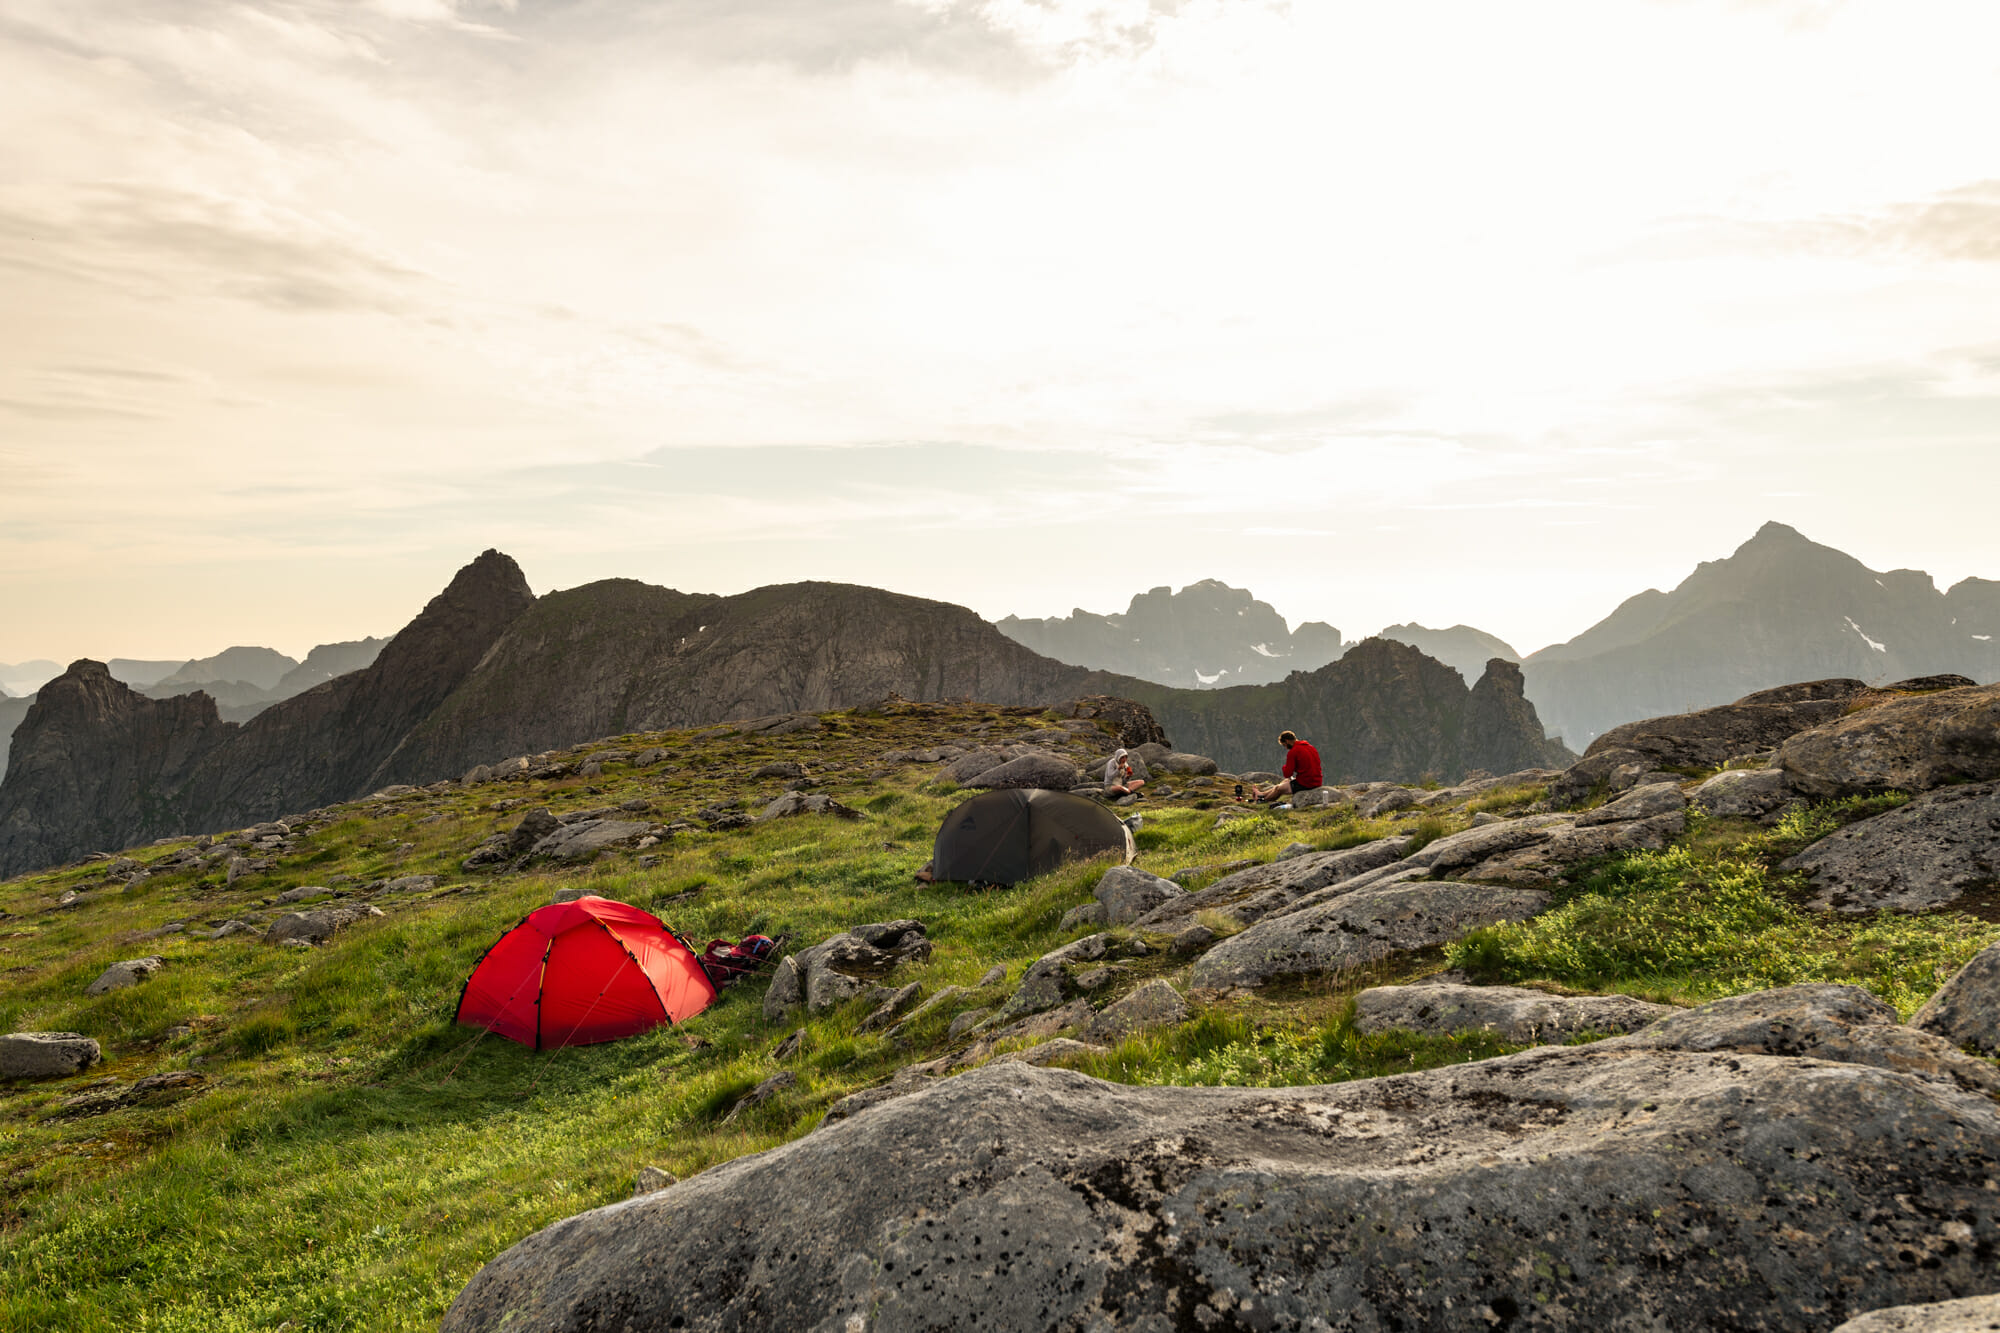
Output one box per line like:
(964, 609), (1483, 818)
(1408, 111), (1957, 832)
(1522, 523), (1997, 746)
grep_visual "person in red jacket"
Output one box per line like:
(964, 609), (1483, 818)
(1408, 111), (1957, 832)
(1244, 730), (1322, 803)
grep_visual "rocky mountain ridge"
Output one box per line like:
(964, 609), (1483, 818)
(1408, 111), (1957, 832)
(0, 556), (1559, 878)
(998, 579), (1343, 688)
(1523, 521), (2000, 746)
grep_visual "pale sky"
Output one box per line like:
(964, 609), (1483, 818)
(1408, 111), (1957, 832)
(4, 0), (1998, 673)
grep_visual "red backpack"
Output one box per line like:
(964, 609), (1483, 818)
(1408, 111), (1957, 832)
(699, 935), (777, 988)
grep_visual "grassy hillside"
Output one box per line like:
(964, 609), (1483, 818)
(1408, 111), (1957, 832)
(1, 701), (1995, 1331)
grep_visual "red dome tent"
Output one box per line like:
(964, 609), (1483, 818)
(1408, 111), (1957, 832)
(456, 897), (717, 1050)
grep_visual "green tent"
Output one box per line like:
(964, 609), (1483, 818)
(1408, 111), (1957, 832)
(931, 788), (1133, 886)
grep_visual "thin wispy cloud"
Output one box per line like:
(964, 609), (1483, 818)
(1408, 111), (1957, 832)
(1, 0), (1997, 662)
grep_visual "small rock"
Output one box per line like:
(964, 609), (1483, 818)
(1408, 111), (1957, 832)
(722, 1070), (798, 1123)
(1690, 767), (1793, 820)
(275, 885), (334, 904)
(992, 1038), (1107, 1067)
(632, 1166), (678, 1197)
(0, 1032), (102, 1079)
(85, 956), (165, 997)
(947, 1009), (992, 1040)
(976, 965), (1007, 987)
(855, 983), (923, 1034)
(1575, 781), (1687, 826)
(1085, 980), (1189, 1043)
(1276, 842), (1313, 861)
(1060, 902), (1108, 932)
(759, 792), (861, 821)
(1169, 922), (1216, 955)
(772, 1028), (808, 1060)
(264, 904), (384, 946)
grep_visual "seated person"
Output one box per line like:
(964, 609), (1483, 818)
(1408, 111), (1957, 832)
(1103, 747), (1147, 796)
(1243, 730), (1322, 802)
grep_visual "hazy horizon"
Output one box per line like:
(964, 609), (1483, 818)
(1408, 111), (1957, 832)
(6, 1), (1999, 668)
(1, 517), (1990, 687)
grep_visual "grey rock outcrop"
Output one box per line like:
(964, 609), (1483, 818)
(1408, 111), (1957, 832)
(1779, 682), (2000, 798)
(0, 1032), (102, 1079)
(1133, 837), (1413, 928)
(1912, 942), (2000, 1057)
(1602, 983), (2000, 1093)
(442, 987), (2000, 1333)
(990, 933), (1148, 1025)
(85, 956), (165, 996)
(962, 752), (1080, 792)
(1354, 983), (1674, 1043)
(1691, 766), (1794, 819)
(1781, 781), (2000, 913)
(1191, 881), (1549, 990)
(1082, 979), (1188, 1043)
(767, 922), (932, 1018)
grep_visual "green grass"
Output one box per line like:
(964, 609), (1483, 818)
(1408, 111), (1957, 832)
(1445, 797), (1999, 1013)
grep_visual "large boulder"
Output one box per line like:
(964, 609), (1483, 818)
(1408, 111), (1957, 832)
(1190, 881), (1549, 990)
(84, 956), (165, 996)
(0, 1032), (102, 1078)
(1778, 682), (2000, 798)
(1353, 983), (1674, 1043)
(943, 748), (1013, 783)
(1780, 781), (2000, 913)
(442, 989), (2000, 1333)
(1912, 941), (2000, 1057)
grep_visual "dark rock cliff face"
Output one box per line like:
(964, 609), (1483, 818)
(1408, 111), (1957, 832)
(377, 580), (1103, 783)
(0, 551), (535, 877)
(1113, 639), (1567, 781)
(0, 664), (236, 875)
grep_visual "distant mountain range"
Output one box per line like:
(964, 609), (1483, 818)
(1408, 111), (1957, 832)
(0, 554), (1558, 877)
(1520, 521), (2000, 746)
(997, 581), (1343, 688)
(995, 524), (2000, 748)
